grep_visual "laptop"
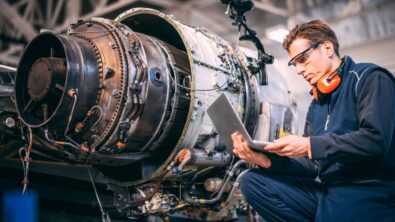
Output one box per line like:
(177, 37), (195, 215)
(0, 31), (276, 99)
(207, 93), (272, 153)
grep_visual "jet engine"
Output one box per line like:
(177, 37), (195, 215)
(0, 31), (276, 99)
(9, 7), (297, 221)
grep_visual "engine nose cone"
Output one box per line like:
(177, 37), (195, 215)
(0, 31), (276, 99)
(27, 58), (66, 101)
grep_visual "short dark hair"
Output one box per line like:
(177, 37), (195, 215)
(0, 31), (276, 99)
(283, 20), (340, 57)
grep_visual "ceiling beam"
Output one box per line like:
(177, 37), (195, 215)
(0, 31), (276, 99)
(0, 0), (38, 41)
(50, 0), (66, 27)
(0, 55), (19, 66)
(64, 0), (81, 25)
(0, 64), (17, 72)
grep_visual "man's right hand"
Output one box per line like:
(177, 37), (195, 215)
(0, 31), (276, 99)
(231, 132), (272, 168)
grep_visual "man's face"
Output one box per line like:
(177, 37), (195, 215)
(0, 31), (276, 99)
(287, 38), (332, 86)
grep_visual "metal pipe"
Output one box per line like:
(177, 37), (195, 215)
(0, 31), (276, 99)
(44, 129), (78, 149)
(183, 160), (247, 205)
(64, 93), (79, 146)
(224, 169), (251, 204)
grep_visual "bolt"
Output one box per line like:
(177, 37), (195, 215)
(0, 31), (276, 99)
(112, 89), (120, 97)
(109, 42), (117, 49)
(4, 117), (15, 128)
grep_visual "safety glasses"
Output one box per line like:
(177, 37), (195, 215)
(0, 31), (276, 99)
(288, 41), (322, 67)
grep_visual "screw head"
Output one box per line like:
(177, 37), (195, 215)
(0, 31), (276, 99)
(4, 117), (15, 128)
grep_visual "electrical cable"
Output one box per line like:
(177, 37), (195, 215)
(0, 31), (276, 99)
(87, 165), (111, 222)
(44, 129), (78, 149)
(20, 126), (33, 194)
(90, 105), (103, 130)
(64, 92), (79, 146)
(183, 160), (247, 205)
(166, 61), (229, 92)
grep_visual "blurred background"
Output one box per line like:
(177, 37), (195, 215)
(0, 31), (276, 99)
(1, 0), (394, 68)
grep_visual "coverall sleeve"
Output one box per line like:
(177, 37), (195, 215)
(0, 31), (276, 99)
(310, 70), (395, 162)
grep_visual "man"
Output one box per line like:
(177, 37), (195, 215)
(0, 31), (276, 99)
(231, 20), (395, 221)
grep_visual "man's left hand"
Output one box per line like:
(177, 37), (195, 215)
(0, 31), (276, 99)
(264, 135), (311, 158)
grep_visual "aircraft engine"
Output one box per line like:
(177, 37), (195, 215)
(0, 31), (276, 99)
(10, 8), (296, 221)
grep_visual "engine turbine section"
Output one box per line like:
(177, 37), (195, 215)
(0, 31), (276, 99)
(12, 8), (280, 221)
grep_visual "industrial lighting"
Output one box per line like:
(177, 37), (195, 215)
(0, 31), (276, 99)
(266, 25), (289, 43)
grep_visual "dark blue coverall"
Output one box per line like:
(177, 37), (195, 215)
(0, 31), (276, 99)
(240, 56), (395, 222)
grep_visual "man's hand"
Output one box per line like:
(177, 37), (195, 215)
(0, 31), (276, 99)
(264, 135), (311, 158)
(231, 132), (272, 168)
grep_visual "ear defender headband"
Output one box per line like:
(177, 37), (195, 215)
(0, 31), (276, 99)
(311, 58), (345, 101)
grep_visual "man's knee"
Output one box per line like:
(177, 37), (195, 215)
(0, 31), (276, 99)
(239, 169), (319, 221)
(240, 169), (272, 203)
(239, 169), (291, 220)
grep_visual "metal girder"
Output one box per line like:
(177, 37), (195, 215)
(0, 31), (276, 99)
(0, 65), (17, 72)
(0, 0), (38, 41)
(0, 56), (19, 66)
(65, 0), (81, 25)
(50, 0), (66, 27)
(0, 45), (24, 66)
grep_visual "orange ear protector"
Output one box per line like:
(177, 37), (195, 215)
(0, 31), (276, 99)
(312, 59), (344, 101)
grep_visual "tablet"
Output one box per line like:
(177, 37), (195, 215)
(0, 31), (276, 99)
(207, 93), (271, 153)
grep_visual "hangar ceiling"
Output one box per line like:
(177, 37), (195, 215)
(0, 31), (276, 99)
(0, 0), (395, 71)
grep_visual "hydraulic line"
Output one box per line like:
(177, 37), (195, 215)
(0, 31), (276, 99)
(183, 160), (247, 205)
(20, 126), (33, 194)
(87, 165), (111, 222)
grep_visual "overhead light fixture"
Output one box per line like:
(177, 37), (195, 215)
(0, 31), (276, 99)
(265, 25), (289, 43)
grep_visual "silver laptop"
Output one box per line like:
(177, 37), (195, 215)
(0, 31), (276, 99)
(207, 93), (271, 153)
